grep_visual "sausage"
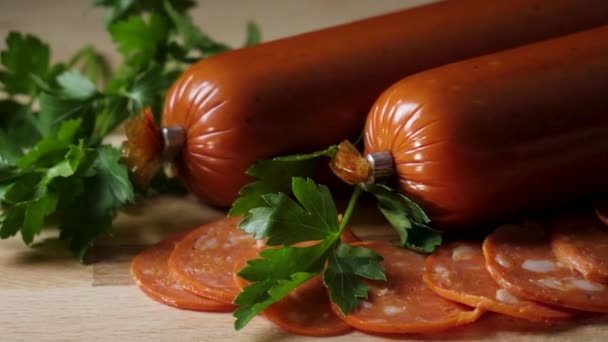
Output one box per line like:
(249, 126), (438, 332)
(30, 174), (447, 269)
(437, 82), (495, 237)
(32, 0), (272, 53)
(363, 25), (608, 228)
(424, 241), (575, 322)
(483, 222), (608, 313)
(549, 209), (608, 283)
(330, 240), (485, 334)
(168, 217), (262, 304)
(130, 231), (234, 312)
(160, 0), (608, 207)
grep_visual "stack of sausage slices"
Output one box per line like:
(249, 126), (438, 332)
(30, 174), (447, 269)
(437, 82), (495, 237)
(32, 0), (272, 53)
(130, 202), (608, 337)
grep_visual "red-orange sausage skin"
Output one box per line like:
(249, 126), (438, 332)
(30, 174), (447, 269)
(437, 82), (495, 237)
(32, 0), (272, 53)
(162, 0), (608, 207)
(364, 26), (608, 229)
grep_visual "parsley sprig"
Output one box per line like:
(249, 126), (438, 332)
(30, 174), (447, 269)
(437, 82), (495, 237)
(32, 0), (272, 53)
(0, 0), (261, 259)
(230, 144), (442, 329)
(233, 178), (386, 330)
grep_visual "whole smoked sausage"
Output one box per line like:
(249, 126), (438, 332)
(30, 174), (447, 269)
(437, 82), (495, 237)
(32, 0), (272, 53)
(364, 26), (608, 228)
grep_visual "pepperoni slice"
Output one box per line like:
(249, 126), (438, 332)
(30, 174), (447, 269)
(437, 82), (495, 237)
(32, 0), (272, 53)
(131, 231), (233, 311)
(424, 241), (574, 322)
(595, 200), (608, 226)
(168, 217), (262, 304)
(331, 241), (485, 334)
(483, 223), (608, 313)
(550, 210), (608, 283)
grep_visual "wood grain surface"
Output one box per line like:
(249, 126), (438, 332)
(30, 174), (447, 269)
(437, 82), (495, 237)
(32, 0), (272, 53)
(1, 1), (607, 341)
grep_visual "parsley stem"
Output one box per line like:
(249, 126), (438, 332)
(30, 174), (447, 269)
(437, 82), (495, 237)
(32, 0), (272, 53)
(338, 184), (362, 233)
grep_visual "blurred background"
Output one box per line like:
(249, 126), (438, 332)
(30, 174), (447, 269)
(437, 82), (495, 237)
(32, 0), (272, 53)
(0, 0), (434, 66)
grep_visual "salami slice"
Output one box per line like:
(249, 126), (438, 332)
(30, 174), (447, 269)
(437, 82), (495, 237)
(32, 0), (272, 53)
(131, 231), (233, 311)
(331, 241), (485, 334)
(168, 217), (262, 304)
(483, 222), (608, 313)
(595, 200), (608, 226)
(550, 211), (608, 283)
(424, 241), (574, 322)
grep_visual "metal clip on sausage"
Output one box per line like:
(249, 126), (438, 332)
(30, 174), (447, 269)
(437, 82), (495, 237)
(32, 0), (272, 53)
(161, 126), (186, 178)
(365, 152), (394, 185)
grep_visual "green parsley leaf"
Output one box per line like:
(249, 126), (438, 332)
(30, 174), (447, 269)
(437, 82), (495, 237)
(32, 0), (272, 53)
(229, 145), (337, 217)
(0, 32), (50, 95)
(234, 272), (315, 330)
(0, 99), (41, 160)
(93, 0), (136, 27)
(67, 45), (112, 87)
(94, 0), (196, 27)
(239, 178), (338, 246)
(164, 0), (229, 55)
(58, 145), (134, 260)
(21, 193), (58, 244)
(124, 65), (179, 113)
(233, 242), (329, 330)
(38, 93), (87, 137)
(324, 243), (385, 315)
(365, 183), (442, 253)
(244, 22), (262, 47)
(109, 13), (170, 69)
(56, 70), (98, 99)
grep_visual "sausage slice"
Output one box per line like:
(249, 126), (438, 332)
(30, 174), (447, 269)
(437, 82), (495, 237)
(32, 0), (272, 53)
(331, 241), (484, 334)
(483, 223), (608, 313)
(550, 210), (608, 283)
(131, 231), (233, 311)
(424, 241), (575, 321)
(168, 217), (261, 304)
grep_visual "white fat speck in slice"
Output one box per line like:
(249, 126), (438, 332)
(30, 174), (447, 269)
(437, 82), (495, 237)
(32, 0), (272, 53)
(377, 288), (391, 297)
(383, 305), (403, 316)
(360, 301), (373, 309)
(194, 235), (218, 250)
(368, 318), (387, 323)
(535, 277), (565, 291)
(171, 283), (183, 291)
(495, 289), (520, 304)
(495, 254), (511, 268)
(565, 277), (605, 292)
(433, 265), (451, 282)
(452, 245), (476, 261)
(522, 259), (556, 273)
(142, 269), (155, 276)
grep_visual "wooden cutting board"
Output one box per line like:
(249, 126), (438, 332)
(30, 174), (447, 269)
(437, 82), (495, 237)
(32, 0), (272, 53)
(2, 194), (607, 341)
(1, 0), (607, 341)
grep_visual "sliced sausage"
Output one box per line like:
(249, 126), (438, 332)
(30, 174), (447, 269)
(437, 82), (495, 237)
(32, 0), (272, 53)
(331, 240), (485, 334)
(424, 241), (575, 322)
(131, 231), (233, 311)
(550, 210), (608, 283)
(483, 222), (608, 313)
(168, 217), (261, 304)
